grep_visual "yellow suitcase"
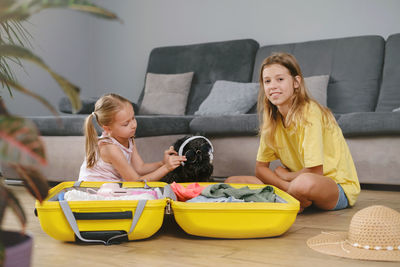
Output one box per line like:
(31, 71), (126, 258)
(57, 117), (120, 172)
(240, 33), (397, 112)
(35, 181), (299, 244)
(172, 182), (300, 239)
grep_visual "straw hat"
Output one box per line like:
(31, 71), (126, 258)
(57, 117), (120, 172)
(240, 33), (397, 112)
(307, 205), (400, 261)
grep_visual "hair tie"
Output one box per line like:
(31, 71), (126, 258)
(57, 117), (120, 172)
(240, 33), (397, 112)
(92, 112), (97, 121)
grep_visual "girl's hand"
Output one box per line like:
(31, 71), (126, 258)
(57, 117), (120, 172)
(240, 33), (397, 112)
(163, 146), (178, 164)
(274, 166), (293, 181)
(165, 155), (186, 171)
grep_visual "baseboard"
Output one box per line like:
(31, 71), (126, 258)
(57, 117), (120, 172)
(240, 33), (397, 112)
(361, 183), (400, 191)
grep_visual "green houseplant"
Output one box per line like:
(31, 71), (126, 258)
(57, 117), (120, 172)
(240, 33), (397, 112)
(0, 1), (120, 266)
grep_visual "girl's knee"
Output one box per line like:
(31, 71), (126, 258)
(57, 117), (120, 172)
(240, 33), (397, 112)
(225, 176), (263, 184)
(288, 173), (317, 196)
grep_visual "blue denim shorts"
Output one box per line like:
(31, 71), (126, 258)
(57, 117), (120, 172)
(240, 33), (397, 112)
(331, 184), (349, 210)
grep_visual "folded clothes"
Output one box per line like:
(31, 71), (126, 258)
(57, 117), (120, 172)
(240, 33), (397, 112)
(170, 182), (206, 202)
(201, 183), (276, 202)
(63, 189), (159, 201)
(186, 195), (245, 203)
(96, 183), (161, 198)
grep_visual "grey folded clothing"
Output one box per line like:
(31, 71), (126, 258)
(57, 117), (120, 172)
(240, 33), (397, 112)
(201, 183), (276, 202)
(186, 195), (244, 203)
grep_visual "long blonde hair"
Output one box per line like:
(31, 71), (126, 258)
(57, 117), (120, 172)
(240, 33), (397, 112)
(84, 93), (132, 168)
(257, 52), (335, 149)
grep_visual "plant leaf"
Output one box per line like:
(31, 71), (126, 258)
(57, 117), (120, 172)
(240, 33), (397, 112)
(0, 239), (4, 266)
(4, 185), (27, 230)
(0, 0), (121, 23)
(0, 183), (8, 227)
(12, 164), (49, 203)
(0, 19), (39, 96)
(0, 183), (27, 231)
(0, 44), (82, 113)
(67, 1), (122, 22)
(0, 97), (9, 115)
(0, 113), (47, 165)
(0, 73), (59, 116)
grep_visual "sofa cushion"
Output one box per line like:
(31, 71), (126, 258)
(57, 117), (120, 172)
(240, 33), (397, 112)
(27, 115), (194, 137)
(338, 112), (400, 137)
(139, 72), (194, 115)
(195, 81), (259, 115)
(26, 115), (101, 136)
(185, 83), (213, 115)
(253, 35), (385, 114)
(190, 114), (258, 136)
(135, 115), (194, 137)
(333, 113), (341, 121)
(246, 75), (329, 113)
(376, 33), (400, 112)
(59, 97), (98, 114)
(305, 75), (329, 106)
(143, 39), (260, 115)
(58, 96), (139, 115)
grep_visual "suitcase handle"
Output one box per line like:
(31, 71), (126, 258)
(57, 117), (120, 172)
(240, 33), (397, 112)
(59, 199), (147, 245)
(79, 231), (128, 243)
(73, 211), (132, 220)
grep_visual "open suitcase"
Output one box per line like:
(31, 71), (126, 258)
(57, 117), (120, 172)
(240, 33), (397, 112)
(35, 181), (300, 244)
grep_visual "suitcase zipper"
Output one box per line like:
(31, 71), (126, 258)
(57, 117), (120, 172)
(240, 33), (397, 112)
(165, 199), (172, 214)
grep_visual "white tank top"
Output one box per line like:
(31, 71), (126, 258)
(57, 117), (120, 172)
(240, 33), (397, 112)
(78, 132), (133, 181)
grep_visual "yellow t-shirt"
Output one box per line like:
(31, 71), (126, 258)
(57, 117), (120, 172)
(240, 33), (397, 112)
(257, 101), (360, 206)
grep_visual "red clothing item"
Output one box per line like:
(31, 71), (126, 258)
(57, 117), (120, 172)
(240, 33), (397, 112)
(170, 182), (206, 201)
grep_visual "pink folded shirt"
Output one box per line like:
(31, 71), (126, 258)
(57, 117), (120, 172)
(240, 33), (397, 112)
(170, 182), (206, 201)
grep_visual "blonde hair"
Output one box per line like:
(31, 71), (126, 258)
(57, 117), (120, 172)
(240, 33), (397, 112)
(257, 52), (336, 149)
(84, 93), (132, 168)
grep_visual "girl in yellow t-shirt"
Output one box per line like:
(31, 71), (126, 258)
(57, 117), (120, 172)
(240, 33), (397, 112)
(226, 53), (360, 212)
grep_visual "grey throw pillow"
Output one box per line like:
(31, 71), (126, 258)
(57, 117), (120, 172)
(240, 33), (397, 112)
(304, 75), (330, 106)
(194, 81), (259, 116)
(393, 107), (400, 112)
(58, 96), (99, 114)
(139, 72), (194, 115)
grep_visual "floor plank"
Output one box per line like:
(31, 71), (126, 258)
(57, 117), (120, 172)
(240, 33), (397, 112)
(3, 185), (399, 267)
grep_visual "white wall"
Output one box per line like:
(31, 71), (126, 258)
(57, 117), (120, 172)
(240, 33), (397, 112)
(2, 8), (94, 115)
(3, 0), (400, 116)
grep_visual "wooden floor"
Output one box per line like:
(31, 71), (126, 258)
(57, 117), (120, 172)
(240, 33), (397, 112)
(3, 185), (400, 267)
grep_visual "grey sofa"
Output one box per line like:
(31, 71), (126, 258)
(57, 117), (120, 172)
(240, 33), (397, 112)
(3, 34), (400, 185)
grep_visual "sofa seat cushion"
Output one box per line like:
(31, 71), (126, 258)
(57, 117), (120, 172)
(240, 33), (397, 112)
(190, 114), (258, 136)
(338, 112), (400, 137)
(135, 115), (194, 137)
(27, 115), (101, 136)
(27, 115), (194, 137)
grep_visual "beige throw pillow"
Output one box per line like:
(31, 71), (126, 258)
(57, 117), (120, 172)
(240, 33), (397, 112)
(139, 72), (194, 115)
(304, 75), (330, 107)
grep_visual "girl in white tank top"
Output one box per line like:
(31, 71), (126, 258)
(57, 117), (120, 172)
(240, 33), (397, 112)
(78, 94), (186, 182)
(79, 132), (133, 181)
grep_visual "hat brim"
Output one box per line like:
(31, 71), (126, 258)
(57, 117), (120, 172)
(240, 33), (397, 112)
(307, 232), (400, 262)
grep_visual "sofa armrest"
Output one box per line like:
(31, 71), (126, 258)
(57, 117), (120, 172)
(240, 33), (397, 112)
(58, 96), (139, 114)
